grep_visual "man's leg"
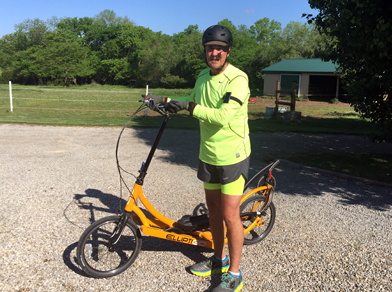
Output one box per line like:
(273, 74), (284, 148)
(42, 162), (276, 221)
(189, 189), (229, 277)
(206, 189), (244, 274)
(205, 188), (226, 259)
(221, 193), (243, 274)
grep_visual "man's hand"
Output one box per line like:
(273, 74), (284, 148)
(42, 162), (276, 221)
(165, 100), (188, 113)
(141, 94), (166, 104)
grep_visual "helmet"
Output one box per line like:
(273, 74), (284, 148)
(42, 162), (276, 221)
(202, 25), (233, 48)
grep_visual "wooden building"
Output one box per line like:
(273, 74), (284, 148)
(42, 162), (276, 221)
(262, 58), (345, 99)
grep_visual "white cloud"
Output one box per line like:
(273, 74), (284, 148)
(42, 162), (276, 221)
(244, 8), (255, 15)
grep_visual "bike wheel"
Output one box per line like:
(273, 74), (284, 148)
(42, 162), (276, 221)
(77, 215), (142, 278)
(240, 195), (276, 245)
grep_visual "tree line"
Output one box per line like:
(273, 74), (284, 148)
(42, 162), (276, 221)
(0, 10), (330, 92)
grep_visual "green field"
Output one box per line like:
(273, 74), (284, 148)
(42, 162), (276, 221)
(0, 84), (390, 184)
(0, 84), (374, 133)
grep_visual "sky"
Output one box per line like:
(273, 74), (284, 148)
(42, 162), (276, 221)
(0, 0), (318, 38)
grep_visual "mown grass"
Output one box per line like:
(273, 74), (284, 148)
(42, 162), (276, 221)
(0, 84), (195, 127)
(0, 84), (376, 133)
(0, 84), (390, 185)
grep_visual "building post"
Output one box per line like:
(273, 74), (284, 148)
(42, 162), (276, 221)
(275, 81), (280, 116)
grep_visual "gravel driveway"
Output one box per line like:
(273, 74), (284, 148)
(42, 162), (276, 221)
(0, 124), (391, 292)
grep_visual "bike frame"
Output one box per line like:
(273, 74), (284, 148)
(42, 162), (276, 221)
(119, 103), (276, 249)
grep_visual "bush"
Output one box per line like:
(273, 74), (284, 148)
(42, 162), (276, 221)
(160, 74), (187, 89)
(0, 68), (14, 84)
(296, 95), (309, 101)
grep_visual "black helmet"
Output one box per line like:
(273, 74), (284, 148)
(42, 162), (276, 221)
(202, 25), (233, 48)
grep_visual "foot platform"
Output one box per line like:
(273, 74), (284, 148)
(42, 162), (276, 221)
(177, 214), (210, 231)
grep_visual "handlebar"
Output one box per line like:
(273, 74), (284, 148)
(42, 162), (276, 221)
(139, 99), (168, 115)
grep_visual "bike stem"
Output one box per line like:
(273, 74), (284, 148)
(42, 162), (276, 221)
(243, 160), (280, 190)
(136, 112), (170, 185)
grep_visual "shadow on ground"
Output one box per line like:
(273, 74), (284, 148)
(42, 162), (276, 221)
(64, 188), (212, 279)
(123, 126), (392, 211)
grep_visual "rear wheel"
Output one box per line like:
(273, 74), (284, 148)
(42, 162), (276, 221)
(77, 215), (142, 278)
(240, 195), (276, 245)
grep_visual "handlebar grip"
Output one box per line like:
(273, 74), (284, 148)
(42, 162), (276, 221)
(140, 98), (167, 115)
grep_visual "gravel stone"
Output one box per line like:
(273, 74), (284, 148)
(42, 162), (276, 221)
(0, 124), (391, 292)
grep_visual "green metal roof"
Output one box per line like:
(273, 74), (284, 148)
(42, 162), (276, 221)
(261, 58), (339, 74)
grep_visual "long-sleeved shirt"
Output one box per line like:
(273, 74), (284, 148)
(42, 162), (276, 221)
(173, 64), (251, 166)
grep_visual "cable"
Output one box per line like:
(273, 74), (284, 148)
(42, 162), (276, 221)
(115, 103), (147, 212)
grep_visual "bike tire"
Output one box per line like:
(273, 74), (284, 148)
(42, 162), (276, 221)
(240, 195), (276, 245)
(77, 215), (142, 278)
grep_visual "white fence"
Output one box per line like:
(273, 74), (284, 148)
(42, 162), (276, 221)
(1, 82), (141, 113)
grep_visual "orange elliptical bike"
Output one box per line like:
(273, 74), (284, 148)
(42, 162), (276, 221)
(76, 97), (279, 278)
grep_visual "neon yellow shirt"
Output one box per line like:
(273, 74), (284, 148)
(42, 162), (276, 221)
(174, 64), (251, 166)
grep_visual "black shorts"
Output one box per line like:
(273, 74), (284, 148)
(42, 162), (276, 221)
(197, 156), (250, 185)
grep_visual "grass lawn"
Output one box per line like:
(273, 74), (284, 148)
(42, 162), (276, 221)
(0, 84), (390, 184)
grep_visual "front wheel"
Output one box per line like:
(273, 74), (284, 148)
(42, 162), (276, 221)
(240, 195), (276, 245)
(77, 215), (142, 278)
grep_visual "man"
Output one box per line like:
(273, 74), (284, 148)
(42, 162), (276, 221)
(144, 25), (250, 292)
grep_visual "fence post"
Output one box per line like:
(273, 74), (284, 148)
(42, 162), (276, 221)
(144, 85), (148, 117)
(9, 81), (13, 112)
(291, 81), (297, 112)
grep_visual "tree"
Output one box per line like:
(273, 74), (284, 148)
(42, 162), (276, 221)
(0, 34), (17, 82)
(306, 0), (392, 143)
(56, 16), (94, 40)
(249, 18), (281, 45)
(13, 18), (49, 49)
(183, 24), (200, 35)
(93, 9), (133, 27)
(172, 25), (204, 87)
(13, 45), (46, 84)
(279, 22), (327, 59)
(41, 31), (96, 85)
(0, 11), (332, 92)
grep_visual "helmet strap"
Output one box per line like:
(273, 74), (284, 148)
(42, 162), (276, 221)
(211, 58), (228, 76)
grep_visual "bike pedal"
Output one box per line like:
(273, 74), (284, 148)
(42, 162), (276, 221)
(177, 214), (210, 231)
